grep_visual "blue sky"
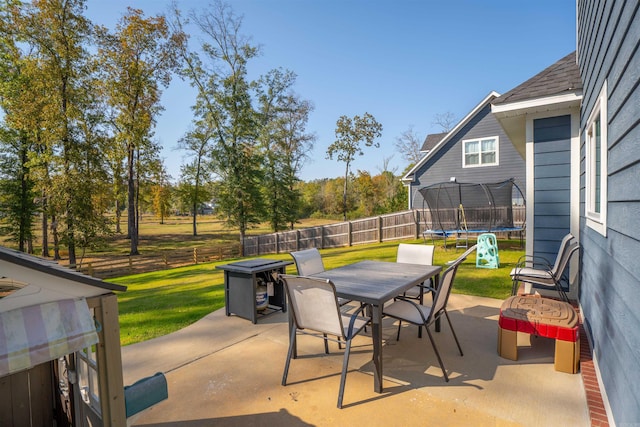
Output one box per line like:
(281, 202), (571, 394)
(85, 0), (577, 182)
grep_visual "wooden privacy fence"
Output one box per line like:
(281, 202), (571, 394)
(76, 245), (240, 279)
(75, 207), (524, 278)
(243, 207), (525, 257)
(243, 210), (422, 256)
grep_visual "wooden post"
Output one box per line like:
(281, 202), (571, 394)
(415, 209), (420, 239)
(128, 256), (132, 274)
(90, 294), (126, 427)
(348, 222), (352, 247)
(88, 262), (93, 277)
(296, 230), (300, 250)
(378, 216), (383, 243)
(276, 232), (280, 254)
(193, 247), (198, 264)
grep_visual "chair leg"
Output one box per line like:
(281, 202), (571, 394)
(282, 325), (298, 385)
(443, 310), (463, 356)
(337, 338), (352, 409)
(323, 333), (330, 354)
(396, 320), (402, 341)
(511, 278), (519, 295)
(554, 279), (569, 302)
(418, 291), (424, 339)
(425, 326), (449, 382)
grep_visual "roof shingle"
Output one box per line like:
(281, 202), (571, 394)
(493, 51), (581, 105)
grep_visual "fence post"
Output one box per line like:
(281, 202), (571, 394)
(320, 226), (325, 249)
(378, 216), (383, 243)
(276, 232), (280, 254)
(193, 247), (198, 264)
(128, 256), (133, 274)
(415, 209), (420, 239)
(163, 253), (168, 268)
(87, 262), (93, 277)
(348, 221), (352, 247)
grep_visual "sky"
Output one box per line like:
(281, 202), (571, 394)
(84, 0), (577, 182)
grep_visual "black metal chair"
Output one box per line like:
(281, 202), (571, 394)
(510, 233), (579, 302)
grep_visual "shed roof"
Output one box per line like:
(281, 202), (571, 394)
(0, 246), (126, 311)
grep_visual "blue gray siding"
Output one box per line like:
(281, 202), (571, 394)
(409, 104), (525, 209)
(578, 1), (640, 424)
(533, 116), (571, 264)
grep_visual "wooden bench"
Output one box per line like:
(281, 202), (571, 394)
(498, 296), (580, 373)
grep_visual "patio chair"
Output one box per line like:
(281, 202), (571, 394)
(395, 243), (435, 337)
(290, 248), (355, 343)
(290, 248), (351, 304)
(396, 243), (436, 301)
(510, 233), (579, 302)
(280, 275), (371, 409)
(290, 248), (325, 276)
(383, 245), (476, 382)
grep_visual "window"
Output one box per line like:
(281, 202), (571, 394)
(463, 136), (499, 167)
(585, 81), (607, 236)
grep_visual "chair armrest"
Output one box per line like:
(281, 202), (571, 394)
(346, 303), (371, 333)
(387, 296), (429, 323)
(415, 282), (436, 294)
(514, 254), (553, 270)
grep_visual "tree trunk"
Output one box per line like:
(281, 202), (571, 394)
(51, 215), (60, 260)
(127, 146), (139, 255)
(342, 162), (349, 221)
(115, 199), (122, 234)
(41, 193), (49, 257)
(192, 205), (198, 236)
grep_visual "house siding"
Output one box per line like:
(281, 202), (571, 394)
(532, 116), (572, 264)
(409, 104), (525, 209)
(578, 0), (640, 424)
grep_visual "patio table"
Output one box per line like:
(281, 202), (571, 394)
(311, 260), (442, 393)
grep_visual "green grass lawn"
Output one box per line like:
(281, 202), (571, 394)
(109, 239), (523, 346)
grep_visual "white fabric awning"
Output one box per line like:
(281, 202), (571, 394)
(0, 298), (99, 377)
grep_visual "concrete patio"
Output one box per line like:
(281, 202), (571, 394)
(122, 294), (590, 426)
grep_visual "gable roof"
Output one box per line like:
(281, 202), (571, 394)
(421, 132), (447, 152)
(493, 51), (581, 106)
(0, 246), (126, 311)
(491, 52), (582, 158)
(402, 91), (500, 183)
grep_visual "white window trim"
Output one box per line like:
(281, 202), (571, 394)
(585, 81), (607, 236)
(462, 136), (500, 168)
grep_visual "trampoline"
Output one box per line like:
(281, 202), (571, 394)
(417, 178), (525, 248)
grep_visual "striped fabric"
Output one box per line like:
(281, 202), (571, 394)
(0, 298), (99, 377)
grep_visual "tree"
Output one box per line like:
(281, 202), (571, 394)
(394, 125), (423, 166)
(433, 111), (457, 132)
(175, 1), (264, 254)
(0, 128), (37, 252)
(0, 12), (38, 253)
(326, 112), (382, 220)
(178, 126), (214, 235)
(97, 7), (184, 255)
(3, 0), (99, 265)
(256, 69), (315, 231)
(150, 165), (173, 225)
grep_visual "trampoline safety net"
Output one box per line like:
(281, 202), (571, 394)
(418, 178), (525, 248)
